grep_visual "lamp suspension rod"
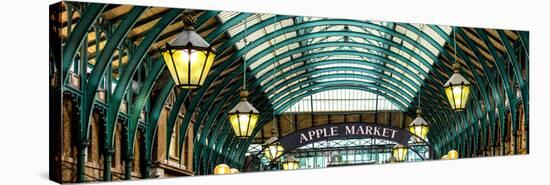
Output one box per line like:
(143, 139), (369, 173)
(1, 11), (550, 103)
(418, 83), (421, 109)
(271, 15), (278, 127)
(453, 26), (457, 64)
(243, 16), (249, 90)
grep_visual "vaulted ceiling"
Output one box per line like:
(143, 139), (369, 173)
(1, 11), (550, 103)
(52, 1), (528, 174)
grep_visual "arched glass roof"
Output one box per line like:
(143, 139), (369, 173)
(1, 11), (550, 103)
(216, 11), (452, 110)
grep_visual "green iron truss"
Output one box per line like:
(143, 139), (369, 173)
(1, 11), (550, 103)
(51, 2), (528, 180)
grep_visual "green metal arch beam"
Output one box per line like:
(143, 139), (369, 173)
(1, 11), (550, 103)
(258, 58), (420, 94)
(472, 29), (513, 154)
(106, 8), (184, 153)
(497, 30), (528, 148)
(62, 3), (107, 82)
(128, 58), (165, 157)
(254, 49), (423, 100)
(247, 31), (433, 80)
(452, 28), (503, 148)
(247, 39), (426, 87)
(267, 70), (413, 108)
(259, 59), (417, 102)
(238, 19), (441, 76)
(263, 64), (417, 102)
(246, 46), (425, 104)
(478, 30), (518, 150)
(83, 6), (147, 142)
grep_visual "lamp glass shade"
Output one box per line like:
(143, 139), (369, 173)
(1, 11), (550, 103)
(444, 65), (471, 111)
(444, 83), (471, 110)
(408, 110), (430, 142)
(161, 13), (216, 89)
(409, 125), (429, 141)
(448, 150), (459, 159)
(230, 168), (239, 174)
(282, 161), (299, 170)
(282, 156), (299, 170)
(392, 144), (408, 162)
(263, 143), (284, 161)
(228, 91), (260, 138)
(214, 164), (231, 175)
(161, 48), (215, 89)
(229, 113), (258, 137)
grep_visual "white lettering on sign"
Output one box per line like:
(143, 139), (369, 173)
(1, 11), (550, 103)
(295, 124), (403, 145)
(299, 126), (341, 143)
(345, 125), (355, 134)
(299, 133), (309, 144)
(330, 126), (338, 136)
(343, 125), (399, 139)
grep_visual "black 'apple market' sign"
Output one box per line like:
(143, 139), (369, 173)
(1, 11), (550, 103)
(278, 123), (413, 150)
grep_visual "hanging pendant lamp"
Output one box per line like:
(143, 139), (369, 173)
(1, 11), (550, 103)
(263, 128), (284, 161)
(444, 27), (471, 111)
(161, 12), (215, 89)
(409, 109), (430, 142)
(228, 19), (260, 138)
(282, 156), (300, 170)
(392, 144), (408, 162)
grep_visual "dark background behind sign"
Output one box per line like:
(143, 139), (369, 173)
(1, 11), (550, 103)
(278, 123), (413, 150)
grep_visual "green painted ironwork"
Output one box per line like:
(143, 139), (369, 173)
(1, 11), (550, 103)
(59, 6), (528, 176)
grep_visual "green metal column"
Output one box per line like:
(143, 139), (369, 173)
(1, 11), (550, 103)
(76, 140), (89, 182)
(76, 28), (90, 183)
(124, 156), (134, 180)
(143, 160), (152, 179)
(102, 148), (114, 181)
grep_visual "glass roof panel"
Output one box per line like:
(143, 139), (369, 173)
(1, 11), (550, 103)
(283, 89), (400, 113)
